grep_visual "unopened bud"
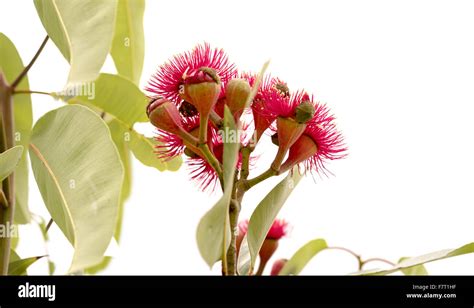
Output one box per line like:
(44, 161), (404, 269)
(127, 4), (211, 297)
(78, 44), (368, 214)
(256, 239), (279, 275)
(270, 259), (288, 276)
(295, 101), (315, 124)
(183, 67), (221, 117)
(225, 78), (251, 116)
(147, 98), (183, 135)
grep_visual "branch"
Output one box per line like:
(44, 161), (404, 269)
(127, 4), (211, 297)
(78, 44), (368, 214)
(242, 168), (278, 191)
(11, 35), (49, 89)
(0, 72), (15, 275)
(45, 218), (54, 233)
(361, 257), (395, 268)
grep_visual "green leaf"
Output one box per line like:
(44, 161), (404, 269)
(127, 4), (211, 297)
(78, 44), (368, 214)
(34, 0), (117, 85)
(8, 251), (44, 276)
(129, 130), (182, 172)
(278, 239), (328, 275)
(29, 105), (123, 273)
(0, 33), (33, 224)
(62, 73), (148, 127)
(196, 107), (239, 267)
(107, 119), (132, 242)
(354, 242), (474, 276)
(399, 257), (428, 275)
(111, 0), (145, 85)
(238, 169), (303, 275)
(244, 60), (270, 109)
(0, 146), (23, 182)
(85, 256), (112, 275)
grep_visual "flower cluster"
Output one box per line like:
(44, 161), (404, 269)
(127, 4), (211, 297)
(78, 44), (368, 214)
(146, 43), (346, 191)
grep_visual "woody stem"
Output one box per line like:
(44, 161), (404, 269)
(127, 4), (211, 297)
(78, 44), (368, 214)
(0, 74), (15, 275)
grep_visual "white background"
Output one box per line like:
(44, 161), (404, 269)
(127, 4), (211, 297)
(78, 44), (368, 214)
(1, 0), (474, 275)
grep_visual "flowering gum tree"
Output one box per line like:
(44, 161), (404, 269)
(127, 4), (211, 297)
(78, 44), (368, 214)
(146, 43), (346, 275)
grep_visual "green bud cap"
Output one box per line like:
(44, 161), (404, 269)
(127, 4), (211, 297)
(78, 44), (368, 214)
(295, 101), (315, 124)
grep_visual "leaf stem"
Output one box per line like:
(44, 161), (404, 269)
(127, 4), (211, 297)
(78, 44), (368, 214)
(209, 110), (223, 129)
(45, 218), (54, 233)
(361, 257), (395, 268)
(327, 246), (395, 270)
(10, 36), (49, 89)
(13, 89), (52, 96)
(243, 168), (278, 191)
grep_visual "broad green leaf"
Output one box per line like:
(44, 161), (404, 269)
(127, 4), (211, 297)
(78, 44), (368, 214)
(196, 107), (239, 267)
(9, 254), (44, 276)
(238, 169), (302, 275)
(399, 257), (428, 275)
(85, 256), (112, 275)
(129, 130), (182, 172)
(9, 250), (23, 274)
(10, 250), (20, 262)
(354, 242), (474, 276)
(0, 33), (33, 224)
(279, 239), (328, 275)
(111, 0), (145, 85)
(107, 119), (132, 242)
(0, 146), (23, 182)
(34, 0), (117, 85)
(29, 105), (123, 273)
(62, 73), (148, 126)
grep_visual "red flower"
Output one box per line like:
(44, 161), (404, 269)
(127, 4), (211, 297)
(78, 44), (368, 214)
(238, 218), (289, 240)
(241, 73), (288, 141)
(146, 43), (237, 103)
(266, 219), (289, 240)
(281, 97), (347, 176)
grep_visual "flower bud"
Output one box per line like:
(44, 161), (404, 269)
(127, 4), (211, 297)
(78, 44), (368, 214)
(295, 101), (316, 124)
(280, 134), (318, 173)
(147, 97), (184, 135)
(183, 67), (221, 117)
(225, 78), (251, 117)
(270, 259), (288, 276)
(256, 239), (279, 275)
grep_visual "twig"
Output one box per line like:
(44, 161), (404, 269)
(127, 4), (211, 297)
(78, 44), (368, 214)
(11, 36), (49, 89)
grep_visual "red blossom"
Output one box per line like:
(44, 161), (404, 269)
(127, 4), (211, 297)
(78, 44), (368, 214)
(282, 98), (347, 176)
(238, 218), (289, 240)
(146, 43), (237, 103)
